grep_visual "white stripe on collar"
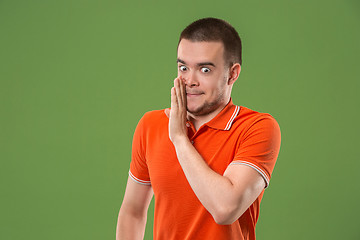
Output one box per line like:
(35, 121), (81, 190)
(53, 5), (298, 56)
(224, 105), (240, 130)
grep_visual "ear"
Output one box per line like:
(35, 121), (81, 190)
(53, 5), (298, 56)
(228, 63), (241, 85)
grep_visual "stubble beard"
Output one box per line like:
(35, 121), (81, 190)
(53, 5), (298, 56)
(186, 75), (229, 117)
(186, 91), (226, 117)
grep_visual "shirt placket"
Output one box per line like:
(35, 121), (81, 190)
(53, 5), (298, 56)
(186, 121), (208, 145)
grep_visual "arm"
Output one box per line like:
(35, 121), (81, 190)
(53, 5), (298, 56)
(116, 176), (153, 240)
(172, 138), (265, 224)
(168, 78), (265, 225)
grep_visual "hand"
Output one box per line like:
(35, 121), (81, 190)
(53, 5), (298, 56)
(166, 77), (188, 144)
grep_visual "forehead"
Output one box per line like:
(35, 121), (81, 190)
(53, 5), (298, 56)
(177, 39), (225, 66)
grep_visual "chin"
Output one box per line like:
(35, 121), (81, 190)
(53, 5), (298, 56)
(186, 103), (201, 113)
(187, 98), (224, 116)
(186, 104), (209, 116)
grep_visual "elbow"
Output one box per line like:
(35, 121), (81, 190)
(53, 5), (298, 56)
(211, 205), (243, 225)
(214, 217), (235, 226)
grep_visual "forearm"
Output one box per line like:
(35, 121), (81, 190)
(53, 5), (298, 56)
(116, 208), (147, 240)
(168, 77), (265, 225)
(173, 137), (242, 224)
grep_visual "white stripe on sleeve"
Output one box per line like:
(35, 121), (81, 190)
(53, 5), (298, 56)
(129, 171), (151, 185)
(229, 160), (270, 188)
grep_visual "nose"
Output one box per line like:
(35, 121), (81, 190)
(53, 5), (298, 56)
(183, 72), (199, 87)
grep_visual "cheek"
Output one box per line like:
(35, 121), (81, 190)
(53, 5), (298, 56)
(204, 76), (221, 90)
(207, 77), (227, 96)
(178, 70), (187, 79)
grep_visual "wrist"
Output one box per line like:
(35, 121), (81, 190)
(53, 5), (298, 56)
(172, 134), (190, 148)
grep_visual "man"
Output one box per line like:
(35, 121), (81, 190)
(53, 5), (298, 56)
(116, 17), (281, 240)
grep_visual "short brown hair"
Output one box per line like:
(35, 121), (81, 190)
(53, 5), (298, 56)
(178, 17), (242, 67)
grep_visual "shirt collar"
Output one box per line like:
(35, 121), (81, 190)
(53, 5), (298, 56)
(205, 99), (241, 131)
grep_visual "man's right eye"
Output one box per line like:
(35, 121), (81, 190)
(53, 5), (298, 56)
(179, 66), (187, 71)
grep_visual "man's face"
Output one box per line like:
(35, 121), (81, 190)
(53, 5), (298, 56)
(177, 39), (231, 116)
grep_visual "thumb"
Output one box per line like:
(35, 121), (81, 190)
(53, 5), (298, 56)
(164, 108), (170, 118)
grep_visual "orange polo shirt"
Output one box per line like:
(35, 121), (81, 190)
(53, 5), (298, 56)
(129, 100), (281, 240)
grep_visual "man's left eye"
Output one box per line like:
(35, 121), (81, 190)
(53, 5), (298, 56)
(201, 67), (211, 73)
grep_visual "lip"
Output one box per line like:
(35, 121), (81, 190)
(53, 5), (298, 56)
(186, 93), (203, 97)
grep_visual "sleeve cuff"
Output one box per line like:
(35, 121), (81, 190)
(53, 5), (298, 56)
(229, 160), (270, 188)
(129, 170), (151, 185)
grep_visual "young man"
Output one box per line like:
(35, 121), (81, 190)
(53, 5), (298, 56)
(116, 18), (281, 240)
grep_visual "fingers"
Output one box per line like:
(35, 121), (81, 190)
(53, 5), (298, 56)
(164, 108), (170, 118)
(174, 78), (180, 109)
(174, 77), (186, 109)
(171, 86), (177, 111)
(179, 77), (187, 107)
(178, 77), (190, 121)
(171, 77), (187, 117)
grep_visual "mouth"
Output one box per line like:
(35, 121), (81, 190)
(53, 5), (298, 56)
(186, 89), (204, 96)
(186, 93), (204, 97)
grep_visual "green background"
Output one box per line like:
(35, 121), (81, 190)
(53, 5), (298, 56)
(1, 0), (359, 239)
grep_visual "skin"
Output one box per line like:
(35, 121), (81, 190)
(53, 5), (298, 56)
(167, 39), (265, 224)
(116, 178), (153, 240)
(172, 39), (237, 130)
(116, 39), (266, 239)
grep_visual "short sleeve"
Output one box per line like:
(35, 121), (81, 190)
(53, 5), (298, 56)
(230, 115), (281, 188)
(129, 114), (151, 185)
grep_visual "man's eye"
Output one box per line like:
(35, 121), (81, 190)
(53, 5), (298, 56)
(201, 67), (211, 73)
(179, 66), (187, 71)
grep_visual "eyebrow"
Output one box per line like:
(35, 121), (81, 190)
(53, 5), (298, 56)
(177, 58), (216, 67)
